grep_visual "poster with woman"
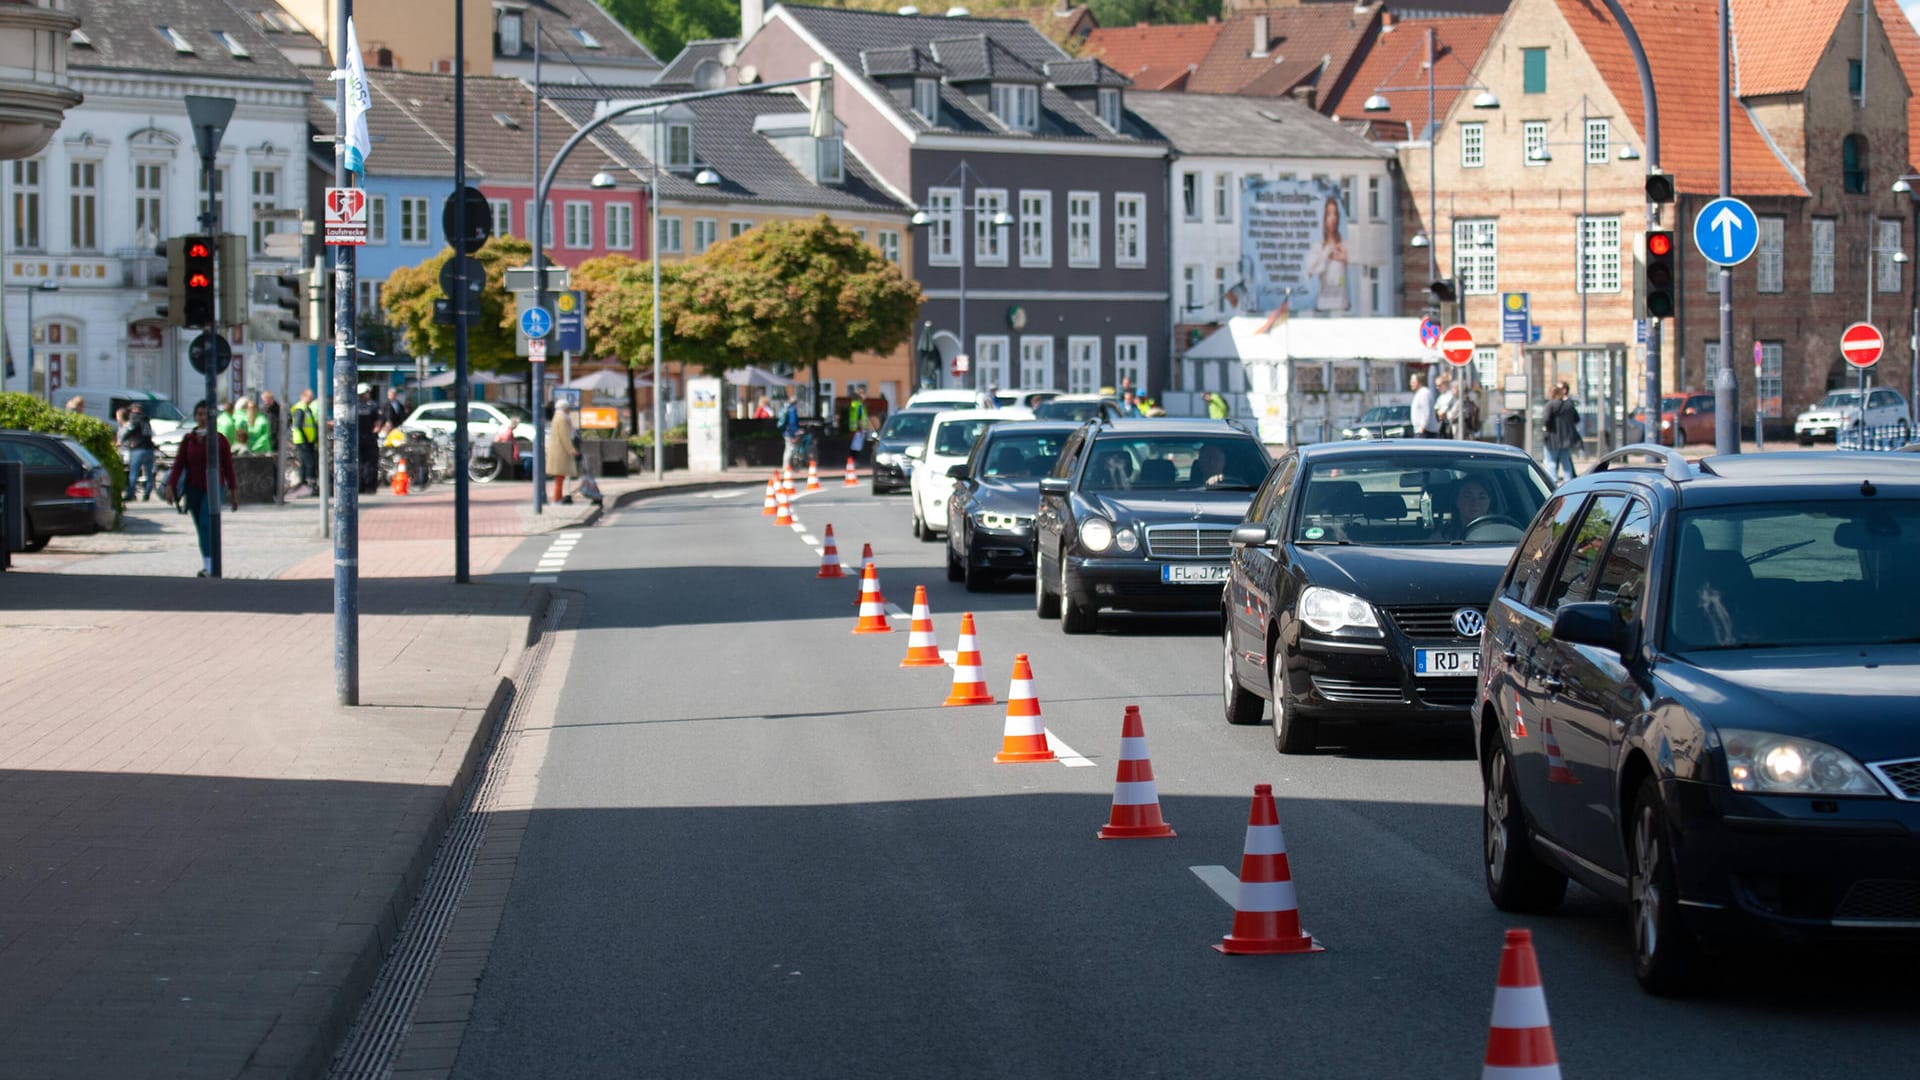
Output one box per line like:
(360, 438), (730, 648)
(1238, 177), (1355, 318)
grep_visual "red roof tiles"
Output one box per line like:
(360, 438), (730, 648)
(1874, 0), (1920, 171)
(1083, 18), (1224, 91)
(1184, 4), (1381, 98)
(1733, 0), (1849, 97)
(1321, 15), (1502, 132)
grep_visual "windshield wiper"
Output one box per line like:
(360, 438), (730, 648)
(1744, 539), (1815, 565)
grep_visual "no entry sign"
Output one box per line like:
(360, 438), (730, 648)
(1440, 324), (1476, 366)
(1841, 322), (1883, 368)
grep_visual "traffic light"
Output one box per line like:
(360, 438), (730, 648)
(263, 272), (301, 339)
(219, 233), (249, 326)
(163, 238), (186, 327)
(1428, 278), (1458, 323)
(182, 236), (215, 326)
(302, 267), (333, 341)
(1640, 230), (1677, 319)
(1645, 169), (1674, 205)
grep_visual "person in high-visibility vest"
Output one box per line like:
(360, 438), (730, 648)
(289, 388), (320, 493)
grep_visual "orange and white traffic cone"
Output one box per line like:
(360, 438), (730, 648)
(1098, 705), (1175, 839)
(761, 474), (778, 516)
(816, 524), (846, 578)
(852, 558), (893, 633)
(390, 458), (411, 495)
(1542, 715), (1579, 785)
(993, 654), (1055, 764)
(943, 613), (995, 706)
(899, 586), (943, 667)
(806, 458), (822, 492)
(1481, 929), (1562, 1079)
(853, 542), (874, 605)
(773, 486), (795, 527)
(844, 456), (859, 487)
(781, 464), (797, 498)
(1214, 783), (1322, 955)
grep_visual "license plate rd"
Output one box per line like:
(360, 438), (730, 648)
(1416, 648), (1480, 676)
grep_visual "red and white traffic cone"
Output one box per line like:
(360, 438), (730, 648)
(816, 524), (846, 579)
(761, 474), (778, 517)
(1543, 715), (1579, 785)
(943, 613), (995, 706)
(1214, 783), (1321, 955)
(1098, 705), (1175, 839)
(1481, 929), (1562, 1079)
(844, 456), (859, 487)
(806, 458), (822, 492)
(773, 485), (795, 527)
(899, 586), (944, 667)
(852, 558), (893, 634)
(993, 654), (1055, 764)
(781, 464), (797, 498)
(853, 542), (874, 605)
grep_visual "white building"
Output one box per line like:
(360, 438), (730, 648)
(0, 1), (310, 402)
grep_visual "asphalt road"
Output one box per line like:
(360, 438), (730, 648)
(450, 483), (1920, 1079)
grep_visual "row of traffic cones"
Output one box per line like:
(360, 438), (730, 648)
(762, 459), (856, 515)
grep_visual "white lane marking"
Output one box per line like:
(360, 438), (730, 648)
(789, 522), (809, 533)
(560, 532), (584, 539)
(800, 534), (819, 546)
(885, 603), (907, 618)
(548, 536), (579, 545)
(536, 562), (567, 570)
(939, 649), (957, 664)
(703, 489), (748, 499)
(1043, 729), (1096, 768)
(530, 575), (559, 584)
(1190, 865), (1240, 907)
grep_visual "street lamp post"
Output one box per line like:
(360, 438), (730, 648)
(635, 142), (718, 482)
(910, 160), (1014, 392)
(1864, 210), (1909, 416)
(1890, 175), (1920, 420)
(10, 279), (59, 401)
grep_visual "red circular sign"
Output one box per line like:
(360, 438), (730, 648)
(1440, 324), (1476, 366)
(1841, 322), (1884, 368)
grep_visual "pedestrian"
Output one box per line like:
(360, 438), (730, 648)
(65, 395), (85, 413)
(547, 400), (581, 504)
(1410, 373), (1438, 437)
(1435, 373), (1458, 439)
(120, 402), (158, 501)
(779, 397), (802, 469)
(216, 398), (244, 448)
(1205, 391), (1229, 420)
(241, 397), (271, 455)
(354, 384), (381, 493)
(752, 394), (773, 420)
(1122, 390), (1143, 418)
(259, 391), (281, 454)
(846, 392), (866, 438)
(383, 387), (408, 433)
(161, 400), (238, 577)
(289, 388), (319, 493)
(1544, 383), (1582, 485)
(975, 382), (996, 409)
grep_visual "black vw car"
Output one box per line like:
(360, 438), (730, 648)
(1034, 418), (1269, 633)
(1476, 447), (1920, 995)
(945, 421), (1076, 591)
(1222, 440), (1551, 752)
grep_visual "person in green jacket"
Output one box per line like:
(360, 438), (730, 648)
(1206, 391), (1230, 420)
(242, 397), (272, 454)
(215, 400), (243, 447)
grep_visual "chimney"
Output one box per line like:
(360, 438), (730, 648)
(1382, 11), (1394, 30)
(1290, 85), (1315, 109)
(742, 0), (765, 39)
(1252, 13), (1269, 58)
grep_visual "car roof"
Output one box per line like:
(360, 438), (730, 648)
(1296, 438), (1534, 460)
(929, 407), (1034, 425)
(1088, 418), (1253, 437)
(1046, 393), (1114, 403)
(908, 390), (978, 404)
(978, 420), (1081, 436)
(1581, 447), (1920, 505)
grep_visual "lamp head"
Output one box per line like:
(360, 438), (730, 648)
(1362, 93), (1390, 113)
(910, 209), (932, 226)
(1409, 232), (1429, 249)
(1471, 90), (1499, 109)
(1618, 145), (1641, 161)
(693, 168), (721, 186)
(591, 171), (618, 189)
(1528, 147), (1551, 163)
(1896, 179), (1914, 194)
(37, 279), (58, 291)
(1897, 251), (1912, 264)
(989, 211), (1013, 227)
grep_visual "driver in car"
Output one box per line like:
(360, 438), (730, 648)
(1438, 476), (1495, 540)
(1193, 444), (1229, 487)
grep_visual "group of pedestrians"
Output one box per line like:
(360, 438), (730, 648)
(1408, 373), (1482, 439)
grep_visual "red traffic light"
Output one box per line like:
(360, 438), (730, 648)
(187, 242), (211, 258)
(1646, 232), (1673, 257)
(187, 273), (211, 288)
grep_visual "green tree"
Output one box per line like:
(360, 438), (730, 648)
(1085, 0), (1217, 30)
(380, 235), (533, 371)
(597, 0), (737, 69)
(571, 253), (704, 368)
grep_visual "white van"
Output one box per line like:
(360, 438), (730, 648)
(62, 387), (189, 436)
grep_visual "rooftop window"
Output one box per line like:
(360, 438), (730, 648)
(569, 27), (602, 48)
(213, 31), (252, 59)
(158, 26), (195, 55)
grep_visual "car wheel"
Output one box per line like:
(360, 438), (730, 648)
(1034, 552), (1060, 618)
(1629, 776), (1700, 996)
(1271, 652), (1316, 753)
(1222, 623), (1264, 726)
(1796, 435), (1813, 446)
(963, 551), (992, 592)
(20, 522), (48, 553)
(1059, 561), (1097, 634)
(1483, 739), (1569, 913)
(946, 541), (964, 582)
(912, 508), (926, 539)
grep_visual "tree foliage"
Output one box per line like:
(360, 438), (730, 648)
(380, 235), (533, 371)
(0, 391), (124, 523)
(570, 254), (708, 369)
(596, 0), (737, 69)
(1084, 0), (1217, 30)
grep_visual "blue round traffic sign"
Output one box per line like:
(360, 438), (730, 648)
(1419, 317), (1440, 349)
(1692, 196), (1759, 267)
(518, 305), (553, 339)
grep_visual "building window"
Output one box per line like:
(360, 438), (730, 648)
(1067, 190), (1099, 268)
(497, 9), (522, 55)
(1018, 190), (1050, 267)
(1182, 172), (1200, 221)
(925, 186), (959, 266)
(1585, 118), (1610, 164)
(693, 218), (718, 254)
(248, 168), (280, 255)
(974, 187), (1007, 266)
(490, 199), (512, 239)
(1757, 215), (1784, 293)
(990, 83), (1039, 131)
(564, 202), (593, 248)
(37, 320), (79, 394)
(1182, 264), (1201, 313)
(522, 202), (554, 246)
(69, 160), (99, 252)
(10, 159), (40, 250)
(1340, 176), (1354, 215)
(975, 336), (1009, 390)
(1367, 175), (1382, 221)
(1577, 215), (1620, 293)
(400, 196), (430, 244)
(854, 227), (867, 243)
(1473, 347), (1499, 391)
(913, 78), (940, 123)
(1213, 265), (1229, 312)
(1848, 58), (1863, 97)
(1114, 193), (1145, 268)
(1214, 174), (1232, 222)
(1878, 218), (1902, 292)
(1460, 122), (1485, 168)
(1523, 121), (1547, 166)
(1757, 341), (1784, 417)
(1067, 336), (1100, 393)
(1018, 335), (1053, 388)
(877, 229), (901, 263)
(1114, 336), (1146, 395)
(1843, 134), (1867, 194)
(817, 137), (844, 184)
(1367, 265), (1382, 314)
(1098, 87), (1122, 131)
(730, 219), (753, 238)
(357, 279), (382, 316)
(133, 162), (165, 249)
(606, 203), (633, 249)
(367, 195), (388, 244)
(1454, 219), (1498, 294)
(658, 216), (682, 254)
(667, 123), (693, 168)
(1810, 217), (1835, 292)
(1523, 47), (1546, 93)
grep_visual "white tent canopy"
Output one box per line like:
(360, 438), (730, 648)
(1182, 316), (1437, 444)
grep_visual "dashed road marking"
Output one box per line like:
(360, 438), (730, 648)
(1043, 729), (1096, 768)
(1190, 865), (1240, 906)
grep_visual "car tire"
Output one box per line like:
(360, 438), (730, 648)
(1059, 561), (1097, 634)
(1271, 653), (1317, 753)
(1222, 623), (1264, 725)
(20, 522), (47, 553)
(1483, 739), (1569, 914)
(1034, 552), (1060, 618)
(912, 509), (926, 540)
(1629, 776), (1701, 996)
(1796, 435), (1813, 446)
(946, 541), (964, 582)
(963, 551), (992, 592)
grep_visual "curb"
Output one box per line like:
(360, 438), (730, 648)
(573, 476), (768, 528)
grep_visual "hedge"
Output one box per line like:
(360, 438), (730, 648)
(0, 391), (125, 526)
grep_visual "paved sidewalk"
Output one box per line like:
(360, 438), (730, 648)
(0, 467), (760, 1078)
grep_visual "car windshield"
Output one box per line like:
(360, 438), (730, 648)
(1080, 435), (1268, 493)
(976, 432), (1068, 479)
(493, 403), (532, 423)
(1034, 400), (1107, 422)
(1665, 501), (1920, 651)
(137, 399), (185, 422)
(1293, 455), (1551, 545)
(880, 412), (935, 442)
(933, 417), (1008, 457)
(1817, 392), (1862, 409)
(1359, 406), (1410, 424)
(62, 437), (102, 469)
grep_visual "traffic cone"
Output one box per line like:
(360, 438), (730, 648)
(899, 586), (944, 667)
(1481, 929), (1562, 1079)
(816, 524), (846, 579)
(942, 614), (994, 705)
(390, 457), (411, 495)
(853, 542), (874, 605)
(761, 474), (778, 516)
(782, 464), (797, 498)
(1542, 715), (1579, 785)
(993, 654), (1055, 763)
(1214, 784), (1322, 955)
(806, 458), (822, 492)
(1098, 705), (1175, 839)
(773, 486), (795, 527)
(852, 558), (893, 633)
(844, 456), (859, 487)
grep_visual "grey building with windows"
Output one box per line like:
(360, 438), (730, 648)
(735, 3), (1172, 396)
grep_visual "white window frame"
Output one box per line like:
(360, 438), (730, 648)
(564, 201), (593, 249)
(606, 202), (633, 249)
(1757, 340), (1784, 418)
(367, 194), (388, 244)
(1182, 264), (1200, 312)
(877, 229), (901, 264)
(1460, 122), (1485, 168)
(925, 186), (959, 267)
(1213, 265), (1231, 314)
(1213, 173), (1231, 222)
(69, 159), (99, 252)
(1018, 335), (1054, 389)
(973, 336), (1009, 391)
(1018, 190), (1050, 267)
(1367, 265), (1382, 314)
(1454, 218), (1498, 295)
(1067, 190), (1099, 268)
(1878, 218), (1902, 292)
(1097, 87), (1121, 131)
(498, 10), (522, 55)
(1757, 215), (1784, 293)
(1473, 347), (1500, 391)
(1811, 217), (1835, 293)
(1114, 336), (1147, 396)
(990, 83), (1039, 131)
(1577, 215), (1621, 294)
(730, 219), (753, 238)
(1114, 193), (1145, 268)
(1066, 335), (1100, 394)
(658, 216), (682, 255)
(1585, 118), (1611, 164)
(1366, 174), (1383, 221)
(913, 78), (940, 123)
(693, 217), (718, 255)
(400, 195), (431, 245)
(248, 166), (280, 256)
(974, 187), (1008, 266)
(133, 161), (165, 249)
(1523, 121), (1548, 166)
(490, 199), (512, 240)
(1181, 172), (1200, 221)
(11, 159), (42, 250)
(666, 123), (693, 168)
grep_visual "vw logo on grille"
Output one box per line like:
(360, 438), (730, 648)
(1452, 608), (1486, 637)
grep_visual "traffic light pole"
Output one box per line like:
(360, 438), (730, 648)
(452, 0), (471, 582)
(1603, 0), (1664, 451)
(332, 0), (360, 706)
(1714, 0), (1738, 456)
(196, 146), (223, 578)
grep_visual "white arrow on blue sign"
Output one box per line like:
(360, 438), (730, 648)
(518, 305), (553, 339)
(1692, 196), (1759, 267)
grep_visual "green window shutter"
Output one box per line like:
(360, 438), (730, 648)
(1523, 48), (1547, 94)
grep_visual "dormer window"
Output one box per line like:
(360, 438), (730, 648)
(914, 78), (940, 124)
(570, 27), (602, 48)
(667, 122), (693, 168)
(214, 31), (252, 59)
(1097, 88), (1121, 131)
(990, 84), (1038, 132)
(496, 10), (523, 56)
(817, 137), (844, 184)
(158, 26), (195, 54)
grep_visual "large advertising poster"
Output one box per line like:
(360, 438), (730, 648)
(1239, 177), (1354, 318)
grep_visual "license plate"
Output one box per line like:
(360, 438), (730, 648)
(1415, 648), (1480, 676)
(1161, 563), (1230, 584)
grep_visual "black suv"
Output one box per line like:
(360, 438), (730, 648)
(1475, 446), (1920, 994)
(1034, 418), (1269, 633)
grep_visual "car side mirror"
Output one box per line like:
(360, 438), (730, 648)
(1230, 523), (1274, 547)
(946, 463), (970, 480)
(1039, 477), (1071, 496)
(1551, 601), (1628, 653)
(904, 445), (924, 459)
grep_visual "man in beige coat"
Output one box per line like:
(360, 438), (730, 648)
(547, 402), (581, 504)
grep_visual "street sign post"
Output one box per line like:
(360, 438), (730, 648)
(1418, 317), (1440, 349)
(1440, 324), (1475, 367)
(518, 305), (552, 340)
(323, 187), (368, 246)
(555, 289), (586, 352)
(1500, 293), (1530, 344)
(1692, 196), (1758, 266)
(1841, 321), (1884, 368)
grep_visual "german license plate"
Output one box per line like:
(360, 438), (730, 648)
(1415, 648), (1480, 676)
(1162, 563), (1229, 584)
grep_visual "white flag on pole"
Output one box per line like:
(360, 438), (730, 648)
(341, 18), (372, 174)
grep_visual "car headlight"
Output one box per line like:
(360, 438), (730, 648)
(1298, 586), (1381, 635)
(977, 510), (1024, 530)
(1080, 517), (1114, 552)
(875, 451), (898, 466)
(1720, 728), (1885, 797)
(1115, 527), (1138, 552)
(1660, 419), (1672, 430)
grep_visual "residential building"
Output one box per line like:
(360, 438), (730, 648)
(1320, 12), (1503, 142)
(269, 0), (661, 84)
(1180, 3), (1383, 108)
(0, 0), (83, 160)
(735, 4), (1173, 397)
(1083, 17), (1223, 91)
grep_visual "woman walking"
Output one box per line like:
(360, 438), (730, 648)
(163, 401), (238, 577)
(546, 401), (581, 505)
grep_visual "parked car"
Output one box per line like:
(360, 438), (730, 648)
(944, 421), (1078, 590)
(65, 386), (189, 438)
(1794, 387), (1912, 444)
(1474, 445), (1920, 994)
(1340, 404), (1414, 440)
(401, 400), (532, 441)
(1628, 392), (1715, 445)
(906, 389), (980, 408)
(0, 429), (116, 551)
(998, 389), (1062, 410)
(1034, 418), (1270, 633)
(1221, 440), (1552, 751)
(909, 407), (1032, 539)
(870, 406), (948, 495)
(1033, 394), (1123, 423)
